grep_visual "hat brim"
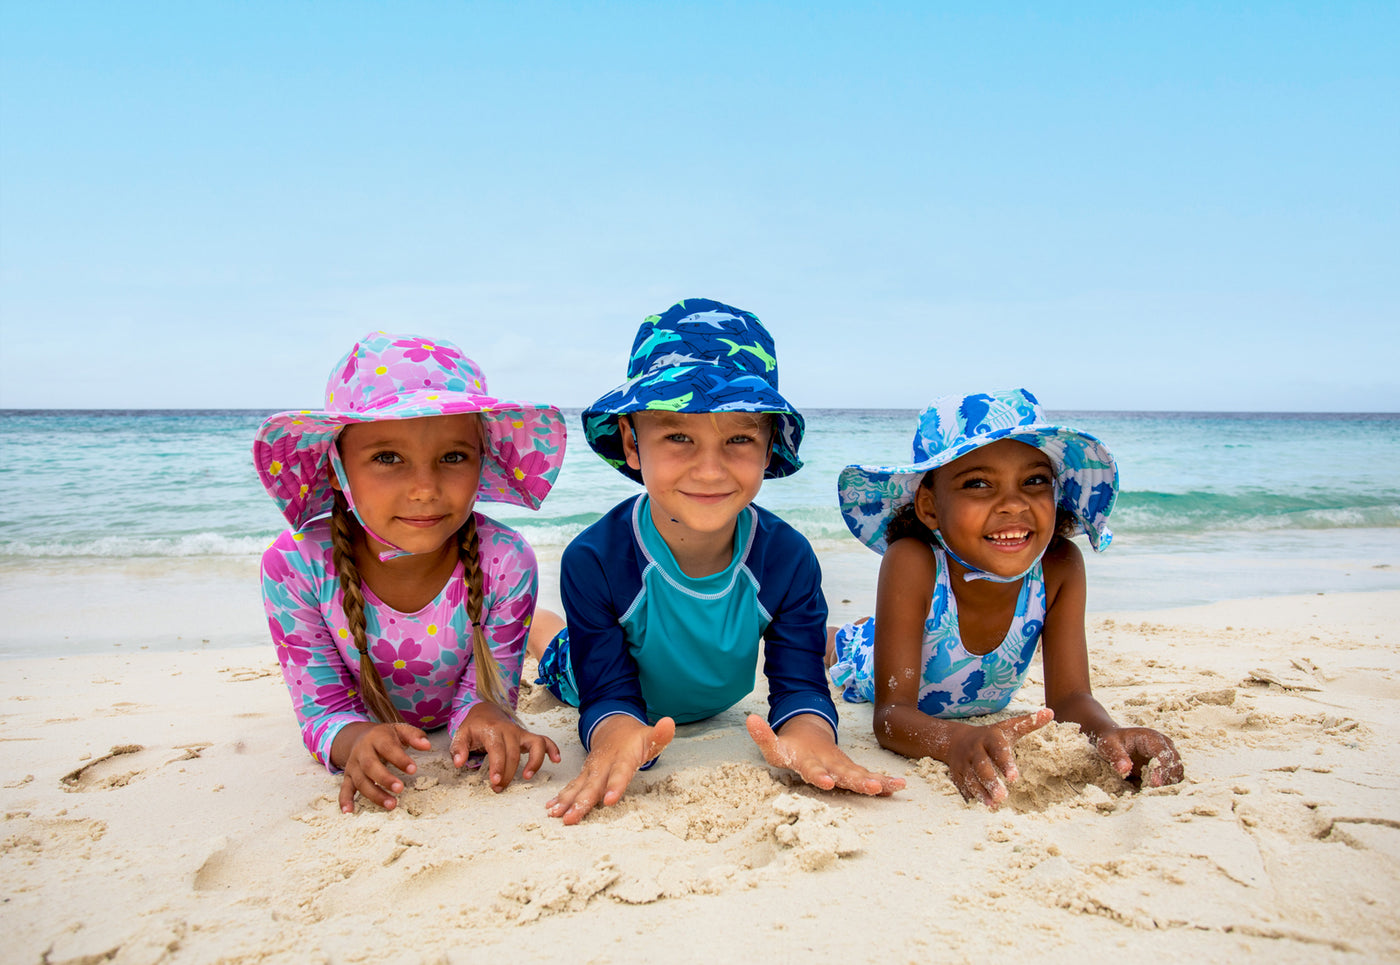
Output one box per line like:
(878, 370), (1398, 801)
(254, 392), (566, 531)
(582, 363), (804, 482)
(838, 424), (1118, 555)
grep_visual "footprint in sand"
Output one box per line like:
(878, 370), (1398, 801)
(59, 743), (212, 792)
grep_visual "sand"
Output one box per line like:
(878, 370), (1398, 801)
(2, 557), (1398, 964)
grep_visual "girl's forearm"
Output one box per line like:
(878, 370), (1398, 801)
(1048, 691), (1119, 742)
(873, 703), (965, 764)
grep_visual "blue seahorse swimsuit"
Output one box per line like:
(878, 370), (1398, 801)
(828, 548), (1047, 717)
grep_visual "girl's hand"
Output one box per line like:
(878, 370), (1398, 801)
(451, 702), (562, 793)
(947, 708), (1054, 809)
(546, 715), (675, 825)
(339, 722), (432, 813)
(746, 714), (905, 796)
(1093, 726), (1184, 787)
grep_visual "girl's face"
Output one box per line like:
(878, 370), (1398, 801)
(915, 438), (1057, 579)
(333, 414), (483, 558)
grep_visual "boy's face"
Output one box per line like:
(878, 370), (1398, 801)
(622, 411), (773, 544)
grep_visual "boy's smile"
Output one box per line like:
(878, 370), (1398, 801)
(916, 439), (1058, 579)
(622, 410), (772, 572)
(333, 414), (483, 560)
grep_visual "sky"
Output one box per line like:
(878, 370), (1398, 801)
(1, 1), (1395, 412)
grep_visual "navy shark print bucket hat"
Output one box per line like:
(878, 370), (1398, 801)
(582, 298), (805, 483)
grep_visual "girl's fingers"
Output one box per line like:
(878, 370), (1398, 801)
(339, 773), (358, 813)
(994, 708), (1054, 742)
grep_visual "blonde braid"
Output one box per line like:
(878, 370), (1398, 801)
(460, 513), (508, 711)
(330, 493), (404, 725)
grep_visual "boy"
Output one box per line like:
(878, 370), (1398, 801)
(532, 298), (903, 824)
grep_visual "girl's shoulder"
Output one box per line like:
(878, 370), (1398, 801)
(472, 512), (536, 563)
(1040, 536), (1086, 598)
(879, 535), (938, 583)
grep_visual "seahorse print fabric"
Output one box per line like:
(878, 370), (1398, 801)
(828, 549), (1048, 718)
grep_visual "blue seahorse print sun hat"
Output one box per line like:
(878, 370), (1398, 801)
(583, 298), (805, 483)
(838, 388), (1119, 555)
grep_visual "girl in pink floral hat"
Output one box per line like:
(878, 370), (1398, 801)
(254, 332), (567, 812)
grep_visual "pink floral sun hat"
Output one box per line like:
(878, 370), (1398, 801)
(254, 331), (566, 539)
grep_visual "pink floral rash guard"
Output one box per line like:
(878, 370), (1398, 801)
(260, 513), (538, 771)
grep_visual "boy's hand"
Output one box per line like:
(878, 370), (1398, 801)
(546, 715), (675, 825)
(1093, 726), (1184, 787)
(450, 702), (562, 793)
(946, 708), (1054, 809)
(339, 722), (432, 813)
(746, 714), (904, 796)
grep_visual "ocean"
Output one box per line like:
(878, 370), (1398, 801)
(2, 408), (1397, 612)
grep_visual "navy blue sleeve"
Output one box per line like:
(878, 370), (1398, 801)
(753, 510), (841, 739)
(559, 501), (649, 747)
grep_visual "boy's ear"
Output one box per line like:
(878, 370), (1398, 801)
(619, 415), (642, 471)
(913, 484), (938, 530)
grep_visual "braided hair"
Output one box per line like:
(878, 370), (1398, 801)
(329, 492), (509, 724)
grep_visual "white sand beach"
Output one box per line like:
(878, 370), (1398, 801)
(2, 556), (1398, 964)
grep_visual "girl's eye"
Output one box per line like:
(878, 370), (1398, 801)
(442, 450), (476, 465)
(727, 434), (756, 445)
(371, 452), (402, 465)
(960, 477), (990, 490)
(1024, 473), (1053, 487)
(664, 433), (692, 444)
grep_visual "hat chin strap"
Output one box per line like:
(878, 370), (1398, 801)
(933, 530), (1046, 584)
(328, 442), (415, 563)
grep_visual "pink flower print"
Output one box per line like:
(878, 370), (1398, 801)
(372, 638), (434, 686)
(495, 442), (554, 502)
(395, 339), (460, 368)
(338, 348), (360, 387)
(314, 680), (360, 714)
(411, 697), (450, 729)
(273, 630), (318, 667)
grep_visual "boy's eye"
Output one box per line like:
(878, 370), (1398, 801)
(664, 433), (692, 444)
(727, 434), (756, 445)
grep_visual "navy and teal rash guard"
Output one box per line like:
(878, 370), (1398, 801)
(560, 495), (839, 748)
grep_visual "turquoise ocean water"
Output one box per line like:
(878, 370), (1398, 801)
(1, 409), (1397, 611)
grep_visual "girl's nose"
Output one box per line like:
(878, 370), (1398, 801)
(408, 464), (443, 498)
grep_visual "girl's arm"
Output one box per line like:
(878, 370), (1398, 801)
(871, 539), (1051, 807)
(1040, 538), (1183, 786)
(261, 531), (378, 771)
(447, 522), (560, 789)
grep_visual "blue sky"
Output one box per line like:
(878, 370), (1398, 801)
(1, 2), (1395, 412)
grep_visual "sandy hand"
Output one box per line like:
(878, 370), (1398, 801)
(746, 714), (904, 796)
(339, 722), (432, 813)
(450, 702), (561, 792)
(948, 708), (1054, 808)
(546, 715), (675, 825)
(1094, 726), (1184, 787)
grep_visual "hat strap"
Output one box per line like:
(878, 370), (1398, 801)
(328, 441), (416, 563)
